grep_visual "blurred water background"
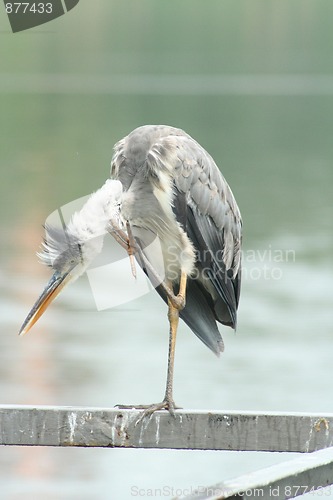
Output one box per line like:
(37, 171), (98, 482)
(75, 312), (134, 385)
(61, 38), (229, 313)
(0, 1), (332, 498)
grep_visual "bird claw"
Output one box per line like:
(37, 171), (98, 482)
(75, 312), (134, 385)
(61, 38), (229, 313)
(141, 399), (182, 419)
(115, 399), (182, 422)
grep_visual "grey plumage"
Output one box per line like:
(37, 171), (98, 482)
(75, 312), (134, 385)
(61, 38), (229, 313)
(111, 125), (242, 355)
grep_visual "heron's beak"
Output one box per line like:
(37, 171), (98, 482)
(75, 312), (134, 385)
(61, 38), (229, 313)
(19, 270), (73, 336)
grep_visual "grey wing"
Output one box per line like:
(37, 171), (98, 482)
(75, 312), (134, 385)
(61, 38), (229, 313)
(172, 135), (242, 352)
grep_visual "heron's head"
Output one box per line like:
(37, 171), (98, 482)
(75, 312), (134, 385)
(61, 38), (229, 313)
(19, 179), (123, 336)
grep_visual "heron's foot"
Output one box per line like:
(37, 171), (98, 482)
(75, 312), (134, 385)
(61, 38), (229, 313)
(141, 399), (182, 419)
(115, 399), (182, 419)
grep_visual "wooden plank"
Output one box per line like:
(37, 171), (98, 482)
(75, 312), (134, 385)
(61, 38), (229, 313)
(0, 406), (333, 451)
(177, 446), (333, 499)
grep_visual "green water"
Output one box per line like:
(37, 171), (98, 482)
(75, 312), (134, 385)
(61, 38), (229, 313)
(0, 1), (332, 498)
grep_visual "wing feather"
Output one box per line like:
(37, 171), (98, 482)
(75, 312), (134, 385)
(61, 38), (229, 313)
(171, 133), (242, 328)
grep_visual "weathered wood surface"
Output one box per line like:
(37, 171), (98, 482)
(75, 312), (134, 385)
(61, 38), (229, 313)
(0, 406), (333, 452)
(177, 446), (333, 499)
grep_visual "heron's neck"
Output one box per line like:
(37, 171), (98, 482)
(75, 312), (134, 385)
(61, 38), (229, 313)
(67, 179), (122, 243)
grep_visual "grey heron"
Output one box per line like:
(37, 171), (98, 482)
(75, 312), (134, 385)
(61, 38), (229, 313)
(19, 125), (242, 415)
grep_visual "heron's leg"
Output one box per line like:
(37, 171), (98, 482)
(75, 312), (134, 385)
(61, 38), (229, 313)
(148, 274), (187, 413)
(174, 270), (187, 308)
(108, 218), (128, 248)
(116, 275), (187, 418)
(160, 295), (183, 412)
(108, 219), (137, 278)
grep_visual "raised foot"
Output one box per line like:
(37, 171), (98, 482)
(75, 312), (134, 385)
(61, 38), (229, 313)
(115, 399), (182, 419)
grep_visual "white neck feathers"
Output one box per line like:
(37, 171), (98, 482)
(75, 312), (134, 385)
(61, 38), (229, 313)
(67, 179), (123, 243)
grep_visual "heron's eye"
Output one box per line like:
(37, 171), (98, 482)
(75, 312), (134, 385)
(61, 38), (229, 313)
(78, 243), (84, 265)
